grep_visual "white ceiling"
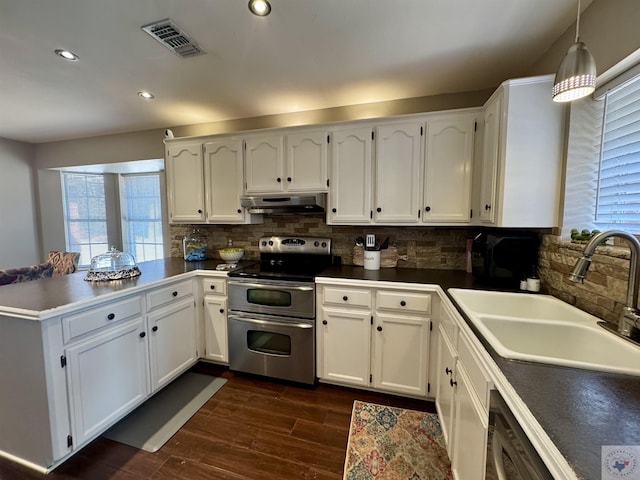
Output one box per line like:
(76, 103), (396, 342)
(0, 0), (589, 144)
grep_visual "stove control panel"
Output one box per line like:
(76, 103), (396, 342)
(259, 236), (331, 255)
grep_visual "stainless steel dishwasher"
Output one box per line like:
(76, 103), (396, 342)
(485, 390), (554, 480)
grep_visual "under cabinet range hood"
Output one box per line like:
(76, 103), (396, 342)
(240, 193), (327, 215)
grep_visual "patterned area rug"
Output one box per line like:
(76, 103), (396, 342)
(343, 400), (453, 480)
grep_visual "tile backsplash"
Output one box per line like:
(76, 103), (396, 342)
(170, 215), (476, 270)
(539, 234), (632, 326)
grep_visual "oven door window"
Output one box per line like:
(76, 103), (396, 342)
(247, 330), (291, 356)
(246, 288), (292, 308)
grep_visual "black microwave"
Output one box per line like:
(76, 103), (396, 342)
(471, 232), (539, 285)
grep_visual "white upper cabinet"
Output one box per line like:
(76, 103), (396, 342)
(423, 113), (476, 223)
(475, 74), (566, 228)
(245, 129), (328, 194)
(165, 142), (205, 223)
(244, 134), (285, 194)
(374, 121), (422, 223)
(204, 139), (245, 223)
(327, 126), (373, 224)
(166, 138), (256, 224)
(286, 130), (329, 192)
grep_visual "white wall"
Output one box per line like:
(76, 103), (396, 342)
(0, 138), (40, 268)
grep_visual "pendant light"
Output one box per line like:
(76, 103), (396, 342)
(552, 0), (596, 102)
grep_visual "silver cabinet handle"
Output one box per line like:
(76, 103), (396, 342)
(229, 315), (312, 330)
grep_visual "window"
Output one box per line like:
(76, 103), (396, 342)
(62, 173), (109, 267)
(594, 74), (640, 231)
(120, 174), (165, 262)
(61, 170), (166, 268)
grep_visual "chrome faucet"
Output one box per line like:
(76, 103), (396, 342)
(569, 229), (640, 338)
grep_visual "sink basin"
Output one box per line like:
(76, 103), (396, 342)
(448, 289), (640, 376)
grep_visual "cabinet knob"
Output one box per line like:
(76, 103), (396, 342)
(210, 285), (216, 290)
(139, 332), (146, 338)
(287, 177), (292, 182)
(107, 313), (115, 320)
(276, 177), (282, 183)
(376, 207), (382, 212)
(484, 204), (491, 210)
(450, 378), (457, 387)
(198, 209), (203, 214)
(445, 367), (452, 375)
(332, 208), (337, 213)
(220, 308), (224, 314)
(237, 209), (242, 214)
(376, 326), (383, 332)
(172, 291), (178, 297)
(322, 320), (328, 325)
(342, 296), (348, 301)
(425, 206), (431, 212)
(400, 301), (406, 307)
(152, 326), (158, 332)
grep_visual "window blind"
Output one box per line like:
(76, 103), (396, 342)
(595, 74), (640, 231)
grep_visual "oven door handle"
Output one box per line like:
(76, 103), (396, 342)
(229, 315), (313, 330)
(228, 281), (314, 291)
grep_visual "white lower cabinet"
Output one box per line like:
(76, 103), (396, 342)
(202, 277), (228, 363)
(372, 312), (429, 396)
(147, 297), (197, 392)
(436, 302), (492, 480)
(319, 307), (371, 386)
(65, 318), (149, 446)
(317, 281), (432, 397)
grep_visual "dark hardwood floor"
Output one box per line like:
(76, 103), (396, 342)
(0, 363), (436, 480)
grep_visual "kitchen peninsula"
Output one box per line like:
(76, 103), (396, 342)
(0, 258), (638, 479)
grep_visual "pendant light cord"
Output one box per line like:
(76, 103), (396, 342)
(575, 0), (581, 43)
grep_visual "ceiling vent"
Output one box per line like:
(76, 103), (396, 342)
(141, 19), (206, 58)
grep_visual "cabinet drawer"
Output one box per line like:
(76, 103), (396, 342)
(146, 279), (194, 311)
(376, 290), (431, 314)
(202, 277), (227, 296)
(457, 332), (492, 410)
(323, 287), (371, 309)
(62, 295), (143, 343)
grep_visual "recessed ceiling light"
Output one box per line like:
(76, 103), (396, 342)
(138, 91), (155, 100)
(248, 0), (271, 16)
(54, 49), (79, 61)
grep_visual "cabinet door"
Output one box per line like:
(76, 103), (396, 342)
(244, 134), (285, 194)
(286, 130), (328, 192)
(66, 319), (149, 446)
(479, 94), (501, 223)
(435, 324), (457, 453)
(204, 139), (245, 223)
(165, 142), (205, 223)
(450, 364), (488, 480)
(318, 307), (371, 386)
(327, 127), (373, 224)
(148, 297), (197, 392)
(204, 296), (228, 363)
(372, 312), (429, 396)
(374, 122), (422, 223)
(424, 115), (475, 223)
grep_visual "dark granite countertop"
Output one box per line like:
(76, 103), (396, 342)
(317, 265), (640, 480)
(0, 258), (252, 317)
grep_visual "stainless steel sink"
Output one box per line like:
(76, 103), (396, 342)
(448, 289), (640, 376)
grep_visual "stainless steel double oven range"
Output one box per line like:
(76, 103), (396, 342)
(227, 236), (332, 385)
